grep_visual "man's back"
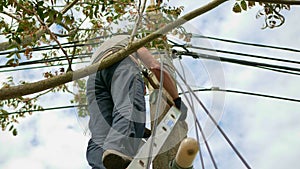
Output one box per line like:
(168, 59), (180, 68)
(90, 35), (130, 64)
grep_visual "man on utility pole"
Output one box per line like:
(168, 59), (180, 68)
(85, 35), (187, 169)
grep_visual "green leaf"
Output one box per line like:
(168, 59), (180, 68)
(16, 52), (21, 59)
(89, 8), (93, 19)
(101, 4), (105, 12)
(6, 52), (14, 58)
(16, 23), (25, 32)
(241, 0), (247, 11)
(9, 125), (14, 131)
(15, 36), (21, 44)
(0, 109), (8, 114)
(6, 58), (14, 65)
(56, 13), (63, 23)
(233, 2), (242, 13)
(47, 10), (55, 23)
(37, 8), (45, 21)
(248, 1), (256, 8)
(94, 5), (99, 18)
(37, 1), (44, 6)
(12, 128), (17, 136)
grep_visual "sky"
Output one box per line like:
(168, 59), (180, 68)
(1, 1), (300, 169)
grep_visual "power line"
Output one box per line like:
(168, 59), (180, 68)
(2, 48), (300, 77)
(180, 87), (300, 103)
(174, 66), (252, 169)
(0, 61), (89, 73)
(258, 66), (300, 76)
(0, 53), (92, 69)
(1, 33), (299, 58)
(170, 40), (300, 75)
(192, 34), (300, 53)
(0, 105), (87, 116)
(188, 45), (300, 65)
(2, 42), (300, 72)
(176, 80), (218, 168)
(0, 42), (91, 56)
(2, 34), (299, 73)
(1, 48), (300, 80)
(2, 87), (299, 116)
(176, 51), (300, 75)
(0, 33), (128, 56)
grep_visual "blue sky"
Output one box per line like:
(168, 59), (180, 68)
(1, 1), (300, 169)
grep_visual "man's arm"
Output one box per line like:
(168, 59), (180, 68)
(136, 47), (179, 100)
(137, 47), (187, 120)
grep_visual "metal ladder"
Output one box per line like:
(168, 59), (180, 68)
(127, 106), (182, 169)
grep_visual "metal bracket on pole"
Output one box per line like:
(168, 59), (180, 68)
(127, 106), (182, 169)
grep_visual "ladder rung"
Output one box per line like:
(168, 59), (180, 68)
(127, 106), (182, 169)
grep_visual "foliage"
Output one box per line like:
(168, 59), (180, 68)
(70, 79), (88, 118)
(232, 0), (290, 29)
(0, 0), (187, 135)
(0, 76), (43, 135)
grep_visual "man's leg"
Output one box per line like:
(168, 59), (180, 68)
(86, 71), (115, 169)
(102, 60), (146, 168)
(86, 139), (106, 169)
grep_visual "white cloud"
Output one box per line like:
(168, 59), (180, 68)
(1, 2), (300, 169)
(0, 106), (90, 169)
(173, 2), (300, 169)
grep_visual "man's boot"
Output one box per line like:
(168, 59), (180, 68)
(102, 149), (132, 169)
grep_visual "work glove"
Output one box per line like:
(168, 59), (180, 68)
(173, 97), (188, 121)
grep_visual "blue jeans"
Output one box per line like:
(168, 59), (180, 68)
(86, 57), (146, 169)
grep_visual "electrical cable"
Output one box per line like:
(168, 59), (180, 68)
(174, 65), (252, 169)
(0, 53), (92, 69)
(1, 33), (299, 57)
(177, 59), (206, 168)
(0, 61), (89, 73)
(169, 40), (300, 76)
(176, 51), (300, 74)
(178, 82), (215, 169)
(257, 66), (300, 76)
(2, 37), (300, 79)
(3, 87), (298, 117)
(3, 48), (300, 79)
(192, 34), (300, 53)
(146, 48), (165, 169)
(0, 33), (129, 56)
(0, 104), (87, 116)
(181, 88), (300, 103)
(0, 42), (91, 56)
(188, 45), (300, 65)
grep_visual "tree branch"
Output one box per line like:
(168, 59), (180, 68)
(1, 11), (22, 22)
(35, 15), (73, 70)
(0, 0), (227, 100)
(248, 0), (300, 5)
(0, 0), (80, 52)
(129, 0), (147, 43)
